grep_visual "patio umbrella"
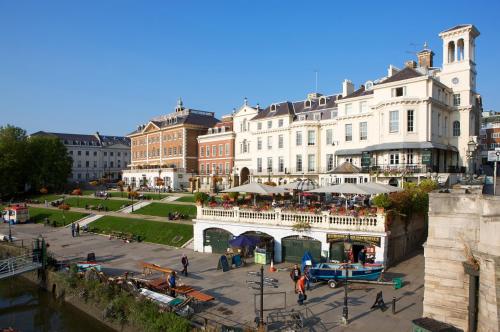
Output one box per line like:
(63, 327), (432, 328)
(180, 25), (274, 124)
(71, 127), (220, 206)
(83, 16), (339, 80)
(280, 180), (317, 204)
(361, 182), (404, 193)
(229, 235), (260, 248)
(307, 183), (373, 195)
(223, 182), (285, 205)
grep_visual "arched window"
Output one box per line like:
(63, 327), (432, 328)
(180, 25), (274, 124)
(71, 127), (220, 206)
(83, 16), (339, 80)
(271, 104), (277, 112)
(304, 100), (311, 108)
(319, 97), (326, 106)
(453, 121), (460, 136)
(457, 39), (465, 61)
(448, 41), (455, 63)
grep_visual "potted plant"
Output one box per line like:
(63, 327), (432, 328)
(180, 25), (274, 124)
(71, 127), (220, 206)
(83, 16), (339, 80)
(194, 192), (209, 206)
(228, 192), (239, 202)
(372, 194), (391, 213)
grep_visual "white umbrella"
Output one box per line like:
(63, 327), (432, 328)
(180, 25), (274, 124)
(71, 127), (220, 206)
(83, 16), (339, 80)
(361, 182), (403, 193)
(280, 180), (317, 191)
(307, 183), (373, 195)
(223, 182), (285, 205)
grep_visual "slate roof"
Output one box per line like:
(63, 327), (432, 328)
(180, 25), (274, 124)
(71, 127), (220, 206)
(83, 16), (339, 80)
(251, 101), (295, 120)
(341, 86), (374, 100)
(31, 131), (130, 146)
(329, 162), (361, 174)
(380, 67), (423, 84)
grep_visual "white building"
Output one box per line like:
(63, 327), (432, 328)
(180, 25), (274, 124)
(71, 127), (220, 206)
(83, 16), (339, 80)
(31, 131), (131, 183)
(231, 24), (481, 188)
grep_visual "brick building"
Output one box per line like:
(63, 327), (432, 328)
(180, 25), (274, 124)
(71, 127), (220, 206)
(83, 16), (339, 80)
(197, 114), (235, 192)
(123, 99), (218, 190)
(479, 111), (500, 164)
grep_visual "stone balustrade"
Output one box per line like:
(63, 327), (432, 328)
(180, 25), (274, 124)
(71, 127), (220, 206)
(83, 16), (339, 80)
(197, 206), (387, 233)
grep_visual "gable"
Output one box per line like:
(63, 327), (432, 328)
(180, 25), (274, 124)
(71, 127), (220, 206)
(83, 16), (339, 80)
(142, 121), (161, 133)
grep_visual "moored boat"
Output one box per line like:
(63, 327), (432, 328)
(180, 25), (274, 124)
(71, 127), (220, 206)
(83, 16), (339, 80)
(309, 263), (384, 288)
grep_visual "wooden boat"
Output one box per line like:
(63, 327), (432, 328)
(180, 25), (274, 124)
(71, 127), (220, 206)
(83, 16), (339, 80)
(76, 262), (102, 272)
(309, 263), (384, 288)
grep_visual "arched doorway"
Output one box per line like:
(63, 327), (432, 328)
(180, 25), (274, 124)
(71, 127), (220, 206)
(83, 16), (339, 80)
(241, 231), (275, 261)
(388, 178), (399, 187)
(329, 240), (374, 263)
(281, 236), (321, 263)
(240, 167), (250, 185)
(204, 228), (234, 254)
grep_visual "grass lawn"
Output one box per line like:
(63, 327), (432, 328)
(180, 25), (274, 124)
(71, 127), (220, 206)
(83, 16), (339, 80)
(64, 197), (130, 211)
(28, 194), (63, 202)
(29, 207), (88, 227)
(132, 203), (197, 219)
(174, 196), (195, 203)
(107, 192), (169, 200)
(89, 216), (193, 246)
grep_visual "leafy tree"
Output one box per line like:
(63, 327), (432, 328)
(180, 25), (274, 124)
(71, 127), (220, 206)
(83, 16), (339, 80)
(0, 125), (29, 198)
(27, 135), (72, 192)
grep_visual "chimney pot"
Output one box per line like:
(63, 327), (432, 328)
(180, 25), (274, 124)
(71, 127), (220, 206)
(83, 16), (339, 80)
(405, 60), (417, 69)
(342, 79), (354, 97)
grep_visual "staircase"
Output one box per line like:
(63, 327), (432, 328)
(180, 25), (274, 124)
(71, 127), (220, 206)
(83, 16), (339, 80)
(0, 252), (42, 280)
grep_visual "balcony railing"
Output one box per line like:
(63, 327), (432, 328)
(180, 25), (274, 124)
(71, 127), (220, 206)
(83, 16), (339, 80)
(366, 164), (465, 175)
(197, 206), (386, 233)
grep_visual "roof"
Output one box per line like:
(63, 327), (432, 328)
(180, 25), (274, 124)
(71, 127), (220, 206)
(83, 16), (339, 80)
(31, 131), (130, 146)
(293, 95), (339, 113)
(251, 101), (295, 120)
(442, 24), (471, 33)
(335, 142), (458, 156)
(329, 162), (361, 174)
(342, 86), (374, 100)
(380, 67), (423, 85)
(128, 111), (219, 135)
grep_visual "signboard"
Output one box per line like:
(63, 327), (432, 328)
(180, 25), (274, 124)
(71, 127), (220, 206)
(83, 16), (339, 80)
(487, 150), (500, 162)
(326, 234), (381, 247)
(361, 151), (371, 167)
(421, 150), (432, 165)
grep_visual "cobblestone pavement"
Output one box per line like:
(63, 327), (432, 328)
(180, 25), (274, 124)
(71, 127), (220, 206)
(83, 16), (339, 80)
(1, 223), (423, 331)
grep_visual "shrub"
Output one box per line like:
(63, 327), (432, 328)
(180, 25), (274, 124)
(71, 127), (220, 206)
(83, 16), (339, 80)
(228, 192), (239, 200)
(372, 194), (391, 209)
(194, 192), (209, 204)
(418, 179), (438, 193)
(58, 203), (70, 211)
(71, 188), (82, 196)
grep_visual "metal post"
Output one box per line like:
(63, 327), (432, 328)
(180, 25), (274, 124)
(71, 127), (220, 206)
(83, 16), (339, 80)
(260, 264), (264, 329)
(494, 161), (498, 196)
(343, 262), (348, 324)
(392, 296), (396, 314)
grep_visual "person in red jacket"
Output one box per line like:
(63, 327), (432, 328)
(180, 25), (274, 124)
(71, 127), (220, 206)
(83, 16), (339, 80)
(296, 275), (307, 305)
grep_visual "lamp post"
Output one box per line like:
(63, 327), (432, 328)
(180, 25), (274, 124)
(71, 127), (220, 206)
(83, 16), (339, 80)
(158, 169), (162, 199)
(342, 234), (352, 325)
(466, 139), (477, 184)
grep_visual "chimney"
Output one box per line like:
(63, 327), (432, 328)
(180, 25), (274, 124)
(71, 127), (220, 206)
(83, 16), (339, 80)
(417, 43), (434, 69)
(405, 60), (417, 69)
(256, 103), (260, 111)
(342, 79), (354, 97)
(387, 65), (398, 77)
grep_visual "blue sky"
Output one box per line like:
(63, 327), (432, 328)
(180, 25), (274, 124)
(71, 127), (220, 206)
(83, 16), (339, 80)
(1, 0), (499, 136)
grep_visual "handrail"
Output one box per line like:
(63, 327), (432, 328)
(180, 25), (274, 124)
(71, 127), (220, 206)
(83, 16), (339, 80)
(0, 252), (42, 280)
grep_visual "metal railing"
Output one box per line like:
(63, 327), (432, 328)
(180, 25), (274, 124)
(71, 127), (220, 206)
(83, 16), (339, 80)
(0, 252), (42, 280)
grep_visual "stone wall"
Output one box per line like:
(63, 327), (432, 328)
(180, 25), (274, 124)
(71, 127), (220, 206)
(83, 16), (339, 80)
(423, 190), (500, 331)
(387, 213), (427, 267)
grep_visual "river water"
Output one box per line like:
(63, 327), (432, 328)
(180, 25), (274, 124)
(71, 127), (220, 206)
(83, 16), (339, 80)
(0, 277), (114, 332)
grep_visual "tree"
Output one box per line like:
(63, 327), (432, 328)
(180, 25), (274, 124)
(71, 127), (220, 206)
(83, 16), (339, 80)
(27, 135), (72, 192)
(0, 125), (29, 198)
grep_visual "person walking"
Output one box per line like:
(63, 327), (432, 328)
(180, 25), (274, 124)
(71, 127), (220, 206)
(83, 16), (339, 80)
(297, 275), (307, 305)
(290, 264), (301, 292)
(181, 254), (189, 276)
(358, 248), (366, 265)
(76, 223), (80, 236)
(71, 223), (75, 237)
(304, 266), (311, 291)
(168, 271), (177, 297)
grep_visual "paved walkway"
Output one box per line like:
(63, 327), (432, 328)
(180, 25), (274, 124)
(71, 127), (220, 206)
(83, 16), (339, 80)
(119, 201), (151, 213)
(66, 214), (104, 228)
(2, 222), (424, 331)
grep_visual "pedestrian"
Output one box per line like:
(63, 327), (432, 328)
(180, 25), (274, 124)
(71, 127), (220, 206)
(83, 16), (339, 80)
(304, 265), (311, 291)
(358, 248), (366, 265)
(181, 254), (189, 276)
(296, 275), (307, 305)
(76, 223), (80, 236)
(71, 223), (75, 237)
(44, 200), (48, 208)
(168, 271), (177, 297)
(289, 264), (301, 292)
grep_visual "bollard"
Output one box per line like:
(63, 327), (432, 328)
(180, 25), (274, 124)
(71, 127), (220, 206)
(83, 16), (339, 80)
(392, 296), (396, 314)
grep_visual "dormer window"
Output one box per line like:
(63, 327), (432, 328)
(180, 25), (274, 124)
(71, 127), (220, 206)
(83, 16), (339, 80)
(319, 97), (326, 106)
(270, 104), (278, 112)
(313, 113), (321, 121)
(305, 100), (312, 108)
(299, 115), (306, 121)
(392, 86), (406, 97)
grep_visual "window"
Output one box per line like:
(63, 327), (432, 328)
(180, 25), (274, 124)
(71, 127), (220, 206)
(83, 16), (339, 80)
(219, 144), (223, 156)
(225, 143), (229, 156)
(319, 97), (326, 106)
(257, 137), (262, 150)
(453, 121), (461, 136)
(307, 130), (315, 145)
(326, 154), (334, 171)
(359, 101), (368, 113)
(200, 164), (205, 174)
(392, 86), (406, 97)
(406, 149), (414, 164)
(313, 113), (321, 121)
(267, 157), (273, 172)
(278, 135), (284, 149)
(296, 155), (303, 172)
(296, 131), (303, 146)
(78, 161), (82, 168)
(345, 103), (353, 115)
(267, 136), (272, 150)
(278, 119), (284, 127)
(345, 124), (352, 141)
(69, 150), (73, 155)
(206, 146), (210, 157)
(389, 111), (399, 133)
(200, 147), (204, 157)
(267, 121), (272, 129)
(110, 152), (114, 156)
(168, 147), (172, 156)
(307, 154), (315, 172)
(271, 104), (277, 112)
(225, 162), (230, 174)
(257, 122), (262, 130)
(305, 100), (311, 108)
(212, 163), (217, 174)
(444, 116), (448, 136)
(173, 147), (177, 155)
(94, 151), (98, 156)
(326, 129), (333, 145)
(85, 151), (89, 156)
(93, 161), (97, 168)
(102, 151), (106, 156)
(210, 145), (215, 157)
(407, 110), (414, 132)
(110, 161), (114, 168)
(85, 161), (89, 168)
(278, 157), (284, 172)
(257, 158), (262, 172)
(360, 122), (367, 140)
(178, 146), (182, 155)
(453, 94), (461, 106)
(390, 151), (399, 165)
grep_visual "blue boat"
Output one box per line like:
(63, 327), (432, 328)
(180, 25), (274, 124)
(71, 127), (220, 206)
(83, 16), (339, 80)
(309, 263), (384, 288)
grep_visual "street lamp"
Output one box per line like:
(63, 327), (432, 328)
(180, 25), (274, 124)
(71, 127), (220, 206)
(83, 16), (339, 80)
(158, 169), (162, 199)
(342, 234), (353, 325)
(467, 139), (477, 183)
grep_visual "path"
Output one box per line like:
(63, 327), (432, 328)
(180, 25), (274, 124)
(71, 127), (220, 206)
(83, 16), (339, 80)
(1, 222), (424, 331)
(119, 201), (151, 213)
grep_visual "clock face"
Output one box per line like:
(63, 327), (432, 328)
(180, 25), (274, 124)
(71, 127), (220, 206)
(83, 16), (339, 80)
(452, 77), (459, 84)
